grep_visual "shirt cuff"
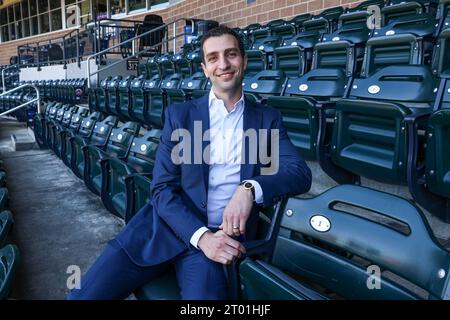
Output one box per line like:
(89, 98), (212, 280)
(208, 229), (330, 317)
(190, 226), (210, 249)
(244, 179), (263, 204)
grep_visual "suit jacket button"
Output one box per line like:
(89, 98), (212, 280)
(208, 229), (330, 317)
(201, 201), (206, 208)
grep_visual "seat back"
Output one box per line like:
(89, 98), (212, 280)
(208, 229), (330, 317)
(106, 76), (123, 116)
(90, 115), (119, 146)
(269, 185), (450, 299)
(118, 75), (136, 121)
(126, 129), (162, 173)
(104, 121), (141, 158)
(243, 70), (287, 103)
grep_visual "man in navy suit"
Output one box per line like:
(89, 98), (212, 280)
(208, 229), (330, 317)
(67, 26), (311, 300)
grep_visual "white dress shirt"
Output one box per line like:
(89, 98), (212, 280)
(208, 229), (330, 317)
(190, 90), (263, 249)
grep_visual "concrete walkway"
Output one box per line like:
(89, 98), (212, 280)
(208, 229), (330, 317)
(1, 118), (124, 299)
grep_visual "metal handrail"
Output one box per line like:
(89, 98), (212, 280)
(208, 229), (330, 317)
(2, 65), (20, 93)
(86, 17), (195, 88)
(0, 84), (41, 117)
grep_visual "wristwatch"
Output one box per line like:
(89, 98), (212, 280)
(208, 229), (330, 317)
(240, 181), (255, 201)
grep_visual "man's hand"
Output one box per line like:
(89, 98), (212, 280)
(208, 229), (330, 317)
(198, 230), (246, 265)
(219, 185), (253, 237)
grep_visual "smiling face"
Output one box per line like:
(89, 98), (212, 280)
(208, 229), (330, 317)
(201, 34), (248, 98)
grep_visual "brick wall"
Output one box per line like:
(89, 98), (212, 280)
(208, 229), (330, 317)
(0, 0), (364, 65)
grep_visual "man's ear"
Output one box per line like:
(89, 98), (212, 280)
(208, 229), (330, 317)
(243, 54), (248, 72)
(201, 62), (209, 78)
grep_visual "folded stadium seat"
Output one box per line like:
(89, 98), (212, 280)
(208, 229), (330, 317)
(44, 103), (64, 147)
(50, 80), (60, 101)
(64, 111), (102, 167)
(47, 104), (72, 153)
(145, 54), (162, 80)
(143, 73), (184, 128)
(63, 79), (74, 104)
(129, 76), (162, 125)
(94, 76), (112, 115)
(187, 48), (202, 74)
(54, 106), (89, 159)
(128, 76), (148, 124)
(60, 107), (91, 167)
(70, 115), (118, 179)
(158, 53), (175, 78)
(320, 8), (439, 185)
(243, 70), (287, 104)
(267, 11), (367, 160)
(345, 0), (386, 12)
(56, 79), (66, 103)
(33, 101), (57, 148)
(165, 72), (206, 106)
(100, 129), (161, 221)
(239, 185), (450, 300)
(52, 105), (80, 157)
(106, 75), (124, 117)
(408, 26), (450, 221)
(0, 244), (20, 300)
(82, 121), (140, 195)
(0, 211), (13, 247)
(0, 188), (7, 211)
(281, 8), (342, 74)
(172, 52), (192, 78)
(138, 59), (149, 79)
(384, 0), (439, 19)
(117, 75), (137, 122)
(246, 35), (282, 71)
(134, 200), (286, 300)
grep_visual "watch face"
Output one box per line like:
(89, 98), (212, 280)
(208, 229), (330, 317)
(244, 182), (253, 189)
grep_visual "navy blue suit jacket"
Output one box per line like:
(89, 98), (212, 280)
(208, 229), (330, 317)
(115, 94), (312, 266)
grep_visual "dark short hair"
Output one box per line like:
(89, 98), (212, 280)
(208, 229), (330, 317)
(200, 25), (246, 63)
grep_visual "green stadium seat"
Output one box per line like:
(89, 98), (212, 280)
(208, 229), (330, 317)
(0, 211), (13, 247)
(240, 185), (450, 300)
(83, 121), (140, 195)
(100, 129), (161, 221)
(58, 107), (90, 165)
(268, 30), (359, 160)
(0, 244), (20, 299)
(117, 75), (137, 122)
(94, 76), (112, 115)
(320, 10), (439, 185)
(408, 27), (450, 222)
(106, 76), (124, 117)
(63, 111), (102, 168)
(243, 70), (287, 104)
(70, 115), (118, 179)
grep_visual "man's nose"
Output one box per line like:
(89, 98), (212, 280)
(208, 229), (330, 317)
(218, 56), (230, 69)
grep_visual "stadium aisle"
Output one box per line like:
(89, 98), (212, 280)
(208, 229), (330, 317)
(1, 119), (124, 299)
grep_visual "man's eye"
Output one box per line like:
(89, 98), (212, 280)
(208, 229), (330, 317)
(208, 56), (217, 62)
(228, 52), (237, 57)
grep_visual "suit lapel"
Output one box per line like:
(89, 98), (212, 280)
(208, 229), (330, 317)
(192, 95), (210, 194)
(240, 97), (262, 181)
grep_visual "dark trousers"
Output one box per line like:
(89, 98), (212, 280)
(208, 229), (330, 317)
(66, 239), (228, 300)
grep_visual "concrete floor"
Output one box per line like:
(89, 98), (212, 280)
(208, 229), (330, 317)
(1, 118), (124, 299)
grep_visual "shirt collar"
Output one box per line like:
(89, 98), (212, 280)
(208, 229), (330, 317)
(208, 89), (245, 114)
